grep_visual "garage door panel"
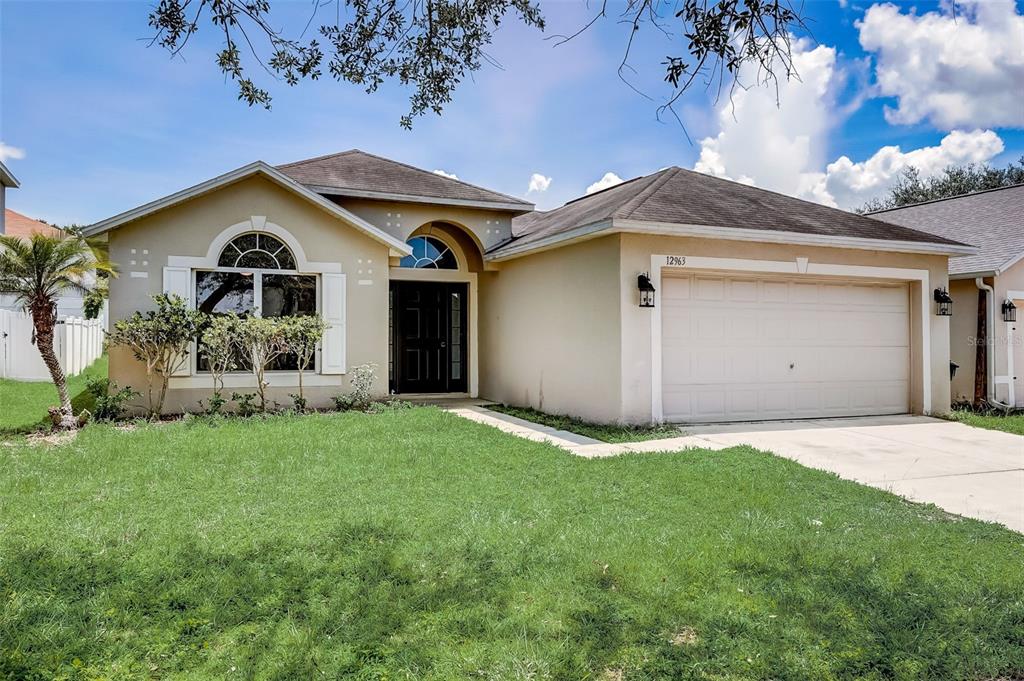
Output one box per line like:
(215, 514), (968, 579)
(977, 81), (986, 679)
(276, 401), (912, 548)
(662, 273), (910, 422)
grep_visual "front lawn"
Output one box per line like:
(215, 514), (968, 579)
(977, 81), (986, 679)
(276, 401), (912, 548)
(2, 408), (1022, 679)
(488, 403), (682, 443)
(946, 408), (1024, 436)
(0, 355), (107, 434)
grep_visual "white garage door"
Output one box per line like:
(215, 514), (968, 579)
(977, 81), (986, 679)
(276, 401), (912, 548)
(661, 273), (910, 423)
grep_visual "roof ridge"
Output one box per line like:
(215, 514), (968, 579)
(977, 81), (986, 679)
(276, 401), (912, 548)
(616, 167), (680, 219)
(867, 182), (1024, 214)
(341, 149), (532, 206)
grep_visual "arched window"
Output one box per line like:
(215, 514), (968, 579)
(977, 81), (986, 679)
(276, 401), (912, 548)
(196, 231), (314, 372)
(217, 232), (296, 270)
(399, 235), (458, 270)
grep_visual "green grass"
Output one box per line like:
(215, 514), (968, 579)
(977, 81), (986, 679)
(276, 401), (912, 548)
(945, 408), (1024, 436)
(0, 355), (107, 434)
(488, 403), (683, 443)
(2, 408), (1022, 680)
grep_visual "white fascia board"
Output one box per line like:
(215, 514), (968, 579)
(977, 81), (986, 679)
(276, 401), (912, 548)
(614, 219), (978, 256)
(82, 161), (412, 256)
(486, 219), (614, 261)
(949, 270), (998, 281)
(487, 218), (979, 262)
(303, 184), (534, 213)
(0, 161), (20, 188)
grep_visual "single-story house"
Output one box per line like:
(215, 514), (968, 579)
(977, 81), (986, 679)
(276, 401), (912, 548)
(871, 184), (1024, 409)
(84, 150), (974, 423)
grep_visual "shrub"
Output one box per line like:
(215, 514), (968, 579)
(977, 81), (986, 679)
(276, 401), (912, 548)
(234, 317), (288, 412)
(107, 294), (206, 416)
(282, 315), (328, 410)
(333, 363), (378, 411)
(199, 314), (240, 414)
(84, 375), (139, 421)
(230, 392), (259, 417)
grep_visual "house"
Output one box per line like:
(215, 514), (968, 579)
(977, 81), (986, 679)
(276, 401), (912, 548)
(0, 209), (98, 320)
(871, 184), (1024, 409)
(0, 160), (19, 233)
(3, 209), (64, 239)
(84, 150), (973, 423)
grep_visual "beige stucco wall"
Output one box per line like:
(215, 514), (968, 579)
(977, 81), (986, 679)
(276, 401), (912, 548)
(948, 278), (980, 403)
(478, 235), (623, 423)
(616, 234), (952, 422)
(107, 175), (391, 413)
(334, 198), (513, 255)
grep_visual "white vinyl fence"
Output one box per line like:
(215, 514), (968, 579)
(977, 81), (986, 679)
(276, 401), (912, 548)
(0, 310), (105, 381)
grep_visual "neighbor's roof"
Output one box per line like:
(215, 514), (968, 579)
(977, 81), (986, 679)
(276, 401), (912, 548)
(83, 161), (412, 256)
(490, 167), (973, 260)
(4, 209), (63, 238)
(0, 161), (19, 188)
(277, 149), (534, 213)
(869, 184), (1024, 278)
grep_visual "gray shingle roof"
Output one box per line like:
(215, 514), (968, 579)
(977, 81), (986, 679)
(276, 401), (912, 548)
(278, 149), (533, 211)
(495, 166), (967, 257)
(869, 184), (1024, 277)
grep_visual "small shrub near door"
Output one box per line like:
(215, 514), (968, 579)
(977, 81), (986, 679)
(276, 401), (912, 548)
(333, 363), (378, 411)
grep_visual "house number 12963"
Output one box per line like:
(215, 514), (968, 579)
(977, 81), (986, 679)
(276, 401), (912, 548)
(665, 255), (687, 267)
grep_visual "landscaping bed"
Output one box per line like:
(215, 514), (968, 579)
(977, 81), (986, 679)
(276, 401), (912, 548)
(487, 403), (683, 443)
(2, 407), (1022, 679)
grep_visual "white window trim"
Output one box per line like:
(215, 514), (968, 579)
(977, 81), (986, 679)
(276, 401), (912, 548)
(189, 267), (321, 375)
(164, 218), (344, 385)
(648, 254), (933, 423)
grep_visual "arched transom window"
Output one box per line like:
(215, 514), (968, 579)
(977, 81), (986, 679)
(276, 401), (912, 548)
(217, 232), (296, 270)
(399, 235), (458, 270)
(196, 231), (315, 372)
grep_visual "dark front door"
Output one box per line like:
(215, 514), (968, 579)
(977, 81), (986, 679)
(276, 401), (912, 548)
(390, 281), (468, 394)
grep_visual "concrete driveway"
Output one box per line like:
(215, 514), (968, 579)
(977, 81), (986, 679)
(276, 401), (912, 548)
(687, 415), (1024, 533)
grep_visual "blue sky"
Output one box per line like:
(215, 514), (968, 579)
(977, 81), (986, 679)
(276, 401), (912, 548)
(1, 0), (1022, 225)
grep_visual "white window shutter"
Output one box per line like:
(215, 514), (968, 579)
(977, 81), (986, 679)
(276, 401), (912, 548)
(320, 273), (347, 374)
(163, 266), (192, 377)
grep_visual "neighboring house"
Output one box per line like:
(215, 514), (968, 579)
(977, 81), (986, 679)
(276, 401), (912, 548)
(872, 184), (1024, 409)
(0, 161), (19, 233)
(84, 150), (972, 423)
(0, 209), (94, 319)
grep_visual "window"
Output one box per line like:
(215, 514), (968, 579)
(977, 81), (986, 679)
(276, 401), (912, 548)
(195, 232), (317, 371)
(399, 236), (458, 270)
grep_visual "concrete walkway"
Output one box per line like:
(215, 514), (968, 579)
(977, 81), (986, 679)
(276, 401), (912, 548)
(447, 407), (1024, 533)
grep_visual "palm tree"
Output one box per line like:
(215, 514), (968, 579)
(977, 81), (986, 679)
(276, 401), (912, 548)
(0, 233), (115, 429)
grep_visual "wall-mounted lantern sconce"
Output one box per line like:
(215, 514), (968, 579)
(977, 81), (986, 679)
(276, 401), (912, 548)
(638, 273), (656, 308)
(1003, 299), (1017, 323)
(933, 287), (953, 316)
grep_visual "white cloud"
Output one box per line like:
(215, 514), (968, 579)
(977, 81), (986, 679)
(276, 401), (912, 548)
(0, 142), (25, 162)
(527, 172), (552, 193)
(692, 37), (1007, 210)
(432, 169), (459, 180)
(694, 40), (839, 198)
(586, 172), (624, 195)
(857, 1), (1024, 129)
(805, 129), (1005, 209)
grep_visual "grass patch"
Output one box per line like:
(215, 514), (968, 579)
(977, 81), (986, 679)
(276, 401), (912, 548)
(0, 355), (107, 434)
(945, 408), (1024, 436)
(488, 403), (682, 443)
(2, 407), (1022, 679)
